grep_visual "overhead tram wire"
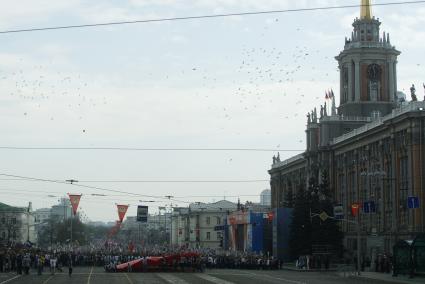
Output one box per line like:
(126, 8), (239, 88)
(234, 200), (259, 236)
(0, 188), (260, 200)
(0, 173), (267, 205)
(0, 174), (266, 209)
(0, 177), (269, 183)
(0, 173), (171, 201)
(0, 146), (301, 152)
(0, 1), (424, 34)
(76, 179), (269, 183)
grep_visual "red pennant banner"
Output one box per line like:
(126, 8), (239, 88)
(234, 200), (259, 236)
(68, 194), (82, 216)
(117, 204), (129, 222)
(351, 203), (360, 217)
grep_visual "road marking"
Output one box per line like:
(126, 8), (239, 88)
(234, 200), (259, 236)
(156, 273), (189, 283)
(245, 271), (306, 284)
(0, 275), (21, 284)
(87, 266), (94, 284)
(43, 275), (54, 284)
(124, 273), (134, 284)
(208, 272), (251, 276)
(199, 274), (235, 284)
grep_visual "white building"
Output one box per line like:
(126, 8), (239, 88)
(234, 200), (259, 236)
(0, 202), (36, 245)
(260, 189), (271, 206)
(171, 200), (237, 250)
(34, 208), (51, 224)
(50, 198), (72, 221)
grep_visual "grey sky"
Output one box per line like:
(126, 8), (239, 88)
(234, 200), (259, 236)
(0, 0), (424, 221)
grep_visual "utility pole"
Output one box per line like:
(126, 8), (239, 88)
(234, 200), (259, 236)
(66, 180), (78, 252)
(165, 196), (174, 248)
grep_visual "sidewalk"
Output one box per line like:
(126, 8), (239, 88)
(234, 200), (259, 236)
(344, 272), (425, 284)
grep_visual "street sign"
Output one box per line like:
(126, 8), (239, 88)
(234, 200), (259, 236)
(333, 205), (344, 219)
(319, 211), (329, 221)
(407, 196), (420, 209)
(363, 201), (376, 213)
(136, 205), (148, 222)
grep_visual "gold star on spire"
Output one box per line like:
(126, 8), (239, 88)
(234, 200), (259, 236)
(361, 0), (372, 20)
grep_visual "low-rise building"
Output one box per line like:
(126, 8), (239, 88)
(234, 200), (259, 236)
(171, 200), (237, 250)
(0, 202), (36, 245)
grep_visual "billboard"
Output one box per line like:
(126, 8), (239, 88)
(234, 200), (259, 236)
(137, 205), (148, 222)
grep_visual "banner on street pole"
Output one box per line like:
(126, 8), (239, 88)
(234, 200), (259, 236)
(68, 194), (82, 216)
(117, 204), (129, 222)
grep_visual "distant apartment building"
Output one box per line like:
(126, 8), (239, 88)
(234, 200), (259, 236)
(260, 189), (271, 206)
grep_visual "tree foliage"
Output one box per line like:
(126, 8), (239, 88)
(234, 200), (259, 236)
(289, 171), (343, 259)
(37, 217), (110, 248)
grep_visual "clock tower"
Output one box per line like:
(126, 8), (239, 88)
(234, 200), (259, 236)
(336, 0), (400, 118)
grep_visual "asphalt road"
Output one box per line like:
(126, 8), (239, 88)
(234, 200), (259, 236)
(0, 267), (398, 284)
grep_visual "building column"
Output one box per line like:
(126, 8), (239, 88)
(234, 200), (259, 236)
(388, 60), (395, 102)
(348, 62), (354, 102)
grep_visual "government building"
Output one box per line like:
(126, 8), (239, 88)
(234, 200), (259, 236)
(269, 0), (424, 261)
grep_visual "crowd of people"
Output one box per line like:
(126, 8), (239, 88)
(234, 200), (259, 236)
(0, 248), (70, 276)
(1, 244), (285, 275)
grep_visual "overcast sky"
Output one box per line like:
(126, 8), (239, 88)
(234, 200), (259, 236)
(0, 0), (424, 222)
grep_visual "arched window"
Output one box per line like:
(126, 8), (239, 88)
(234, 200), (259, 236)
(367, 64), (381, 101)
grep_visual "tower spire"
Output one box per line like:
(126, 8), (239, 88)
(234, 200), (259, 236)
(361, 0), (372, 20)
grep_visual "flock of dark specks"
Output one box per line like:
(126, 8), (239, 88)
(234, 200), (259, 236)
(0, 60), (108, 131)
(1, 20), (339, 145)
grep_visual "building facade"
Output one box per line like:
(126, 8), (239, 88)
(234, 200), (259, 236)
(269, 0), (425, 261)
(171, 200), (237, 250)
(260, 189), (272, 206)
(50, 198), (72, 221)
(0, 202), (36, 245)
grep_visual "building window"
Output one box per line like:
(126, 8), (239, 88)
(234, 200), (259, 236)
(216, 217), (221, 225)
(11, 218), (16, 225)
(1, 217), (5, 224)
(206, 217), (210, 225)
(206, 232), (211, 240)
(399, 155), (409, 228)
(217, 232), (222, 240)
(12, 231), (16, 240)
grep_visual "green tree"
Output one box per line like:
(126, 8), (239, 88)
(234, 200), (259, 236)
(289, 178), (314, 258)
(289, 172), (343, 259)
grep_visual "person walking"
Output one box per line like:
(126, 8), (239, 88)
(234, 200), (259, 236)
(50, 254), (57, 275)
(68, 254), (73, 277)
(22, 254), (31, 275)
(37, 255), (43, 276)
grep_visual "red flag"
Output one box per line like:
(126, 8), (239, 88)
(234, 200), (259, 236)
(117, 204), (129, 222)
(68, 194), (82, 216)
(267, 212), (274, 221)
